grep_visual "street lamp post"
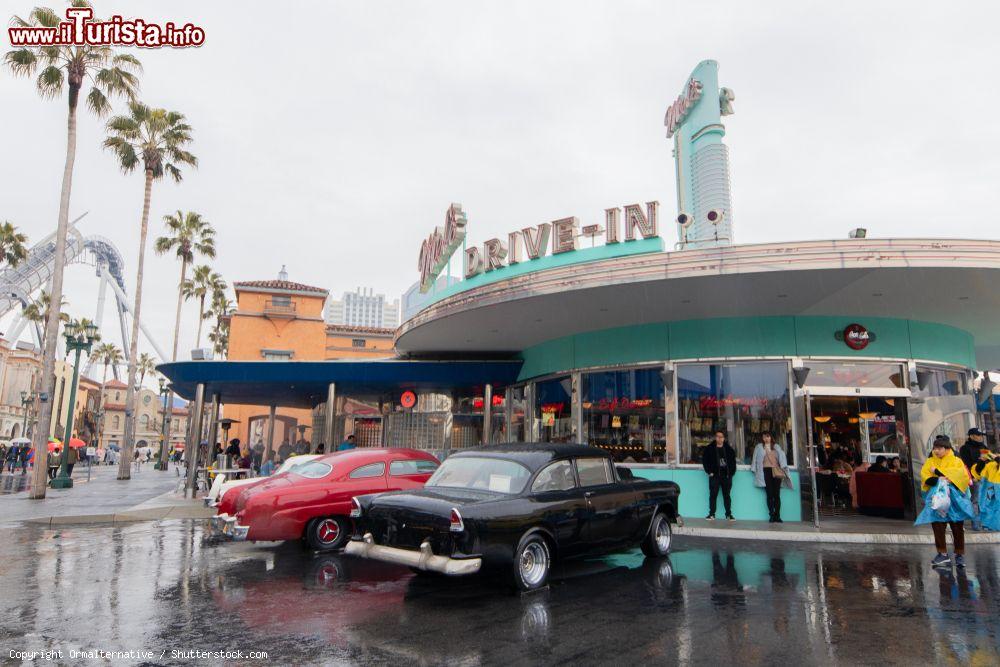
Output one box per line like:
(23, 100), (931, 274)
(155, 377), (172, 471)
(20, 390), (33, 438)
(50, 323), (98, 489)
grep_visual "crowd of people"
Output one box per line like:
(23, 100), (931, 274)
(202, 434), (359, 480)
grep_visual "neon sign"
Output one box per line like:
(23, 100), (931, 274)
(664, 78), (703, 138)
(418, 203), (467, 293)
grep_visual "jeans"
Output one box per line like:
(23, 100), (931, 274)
(764, 467), (782, 519)
(708, 474), (733, 517)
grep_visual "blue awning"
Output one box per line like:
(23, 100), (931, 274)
(157, 359), (523, 408)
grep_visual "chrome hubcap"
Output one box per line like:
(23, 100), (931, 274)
(654, 518), (671, 552)
(520, 542), (548, 586)
(317, 519), (339, 544)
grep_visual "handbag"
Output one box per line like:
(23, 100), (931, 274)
(765, 448), (786, 479)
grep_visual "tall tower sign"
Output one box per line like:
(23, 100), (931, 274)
(666, 60), (735, 249)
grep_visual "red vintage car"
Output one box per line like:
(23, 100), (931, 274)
(216, 448), (439, 551)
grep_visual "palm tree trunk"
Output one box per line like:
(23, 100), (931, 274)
(30, 88), (79, 499)
(195, 295), (206, 349)
(171, 259), (187, 362)
(118, 169), (154, 480)
(97, 362), (110, 448)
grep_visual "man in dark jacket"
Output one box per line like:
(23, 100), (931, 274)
(703, 430), (737, 521)
(959, 428), (987, 470)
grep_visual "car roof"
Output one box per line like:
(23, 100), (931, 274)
(314, 448), (438, 465)
(448, 443), (607, 472)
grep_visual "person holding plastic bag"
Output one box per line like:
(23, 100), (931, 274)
(915, 436), (975, 568)
(972, 451), (1000, 531)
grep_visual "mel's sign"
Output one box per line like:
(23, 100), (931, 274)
(836, 323), (875, 350)
(417, 203), (467, 293)
(416, 201), (660, 291)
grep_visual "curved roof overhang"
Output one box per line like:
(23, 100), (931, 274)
(157, 359), (523, 408)
(395, 238), (1000, 368)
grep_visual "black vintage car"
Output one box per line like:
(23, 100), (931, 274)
(345, 443), (681, 591)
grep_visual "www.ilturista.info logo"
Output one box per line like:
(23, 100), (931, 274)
(8, 6), (205, 48)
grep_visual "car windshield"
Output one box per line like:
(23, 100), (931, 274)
(289, 461), (332, 479)
(426, 456), (531, 495)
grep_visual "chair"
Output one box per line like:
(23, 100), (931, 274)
(855, 472), (905, 518)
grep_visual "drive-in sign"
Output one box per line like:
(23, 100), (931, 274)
(840, 323), (872, 350)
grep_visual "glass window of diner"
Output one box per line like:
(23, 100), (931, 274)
(582, 368), (665, 463)
(678, 361), (792, 466)
(534, 377), (573, 442)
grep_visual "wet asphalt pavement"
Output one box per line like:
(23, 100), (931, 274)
(2, 519), (999, 666)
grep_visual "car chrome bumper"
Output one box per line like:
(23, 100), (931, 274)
(211, 514), (249, 541)
(345, 533), (481, 576)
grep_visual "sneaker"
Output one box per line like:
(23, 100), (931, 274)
(954, 555), (966, 569)
(705, 515), (715, 521)
(931, 553), (951, 568)
(775, 517), (783, 523)
(726, 515), (735, 521)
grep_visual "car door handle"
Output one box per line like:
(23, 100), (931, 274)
(584, 491), (594, 498)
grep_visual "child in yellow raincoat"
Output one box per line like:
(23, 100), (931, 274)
(972, 452), (1000, 531)
(916, 436), (974, 568)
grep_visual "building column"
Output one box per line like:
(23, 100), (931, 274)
(525, 382), (537, 442)
(184, 383), (206, 497)
(266, 404), (276, 461)
(322, 383), (336, 452)
(504, 386), (514, 443)
(482, 383), (493, 446)
(571, 373), (582, 444)
(206, 393), (220, 463)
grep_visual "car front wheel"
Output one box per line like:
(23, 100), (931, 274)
(641, 512), (672, 557)
(305, 516), (349, 552)
(512, 532), (551, 592)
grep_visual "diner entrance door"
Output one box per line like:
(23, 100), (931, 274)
(808, 395), (915, 520)
(351, 417), (384, 447)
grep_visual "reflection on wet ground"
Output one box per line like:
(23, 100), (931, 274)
(2, 520), (999, 665)
(0, 472), (30, 494)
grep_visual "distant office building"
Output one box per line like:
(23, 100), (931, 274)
(326, 287), (400, 329)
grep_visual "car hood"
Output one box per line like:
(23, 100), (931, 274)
(235, 476), (293, 512)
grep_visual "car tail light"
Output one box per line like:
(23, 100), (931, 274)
(449, 508), (464, 533)
(350, 497), (362, 518)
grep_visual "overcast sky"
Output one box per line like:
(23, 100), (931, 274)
(2, 1), (999, 368)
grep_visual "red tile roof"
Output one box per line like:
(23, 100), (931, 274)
(234, 279), (328, 295)
(104, 379), (127, 389)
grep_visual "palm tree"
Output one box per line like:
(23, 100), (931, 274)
(5, 1), (141, 499)
(104, 100), (196, 480)
(136, 352), (157, 387)
(182, 265), (226, 349)
(155, 211), (215, 361)
(206, 294), (233, 359)
(0, 221), (28, 267)
(90, 342), (122, 447)
(23, 290), (70, 347)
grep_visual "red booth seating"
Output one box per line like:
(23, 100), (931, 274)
(855, 472), (905, 518)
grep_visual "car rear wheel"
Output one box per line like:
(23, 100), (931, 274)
(512, 532), (551, 592)
(305, 516), (349, 552)
(641, 512), (672, 557)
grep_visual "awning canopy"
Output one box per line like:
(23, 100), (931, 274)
(157, 359), (523, 408)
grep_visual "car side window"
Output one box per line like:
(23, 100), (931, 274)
(531, 460), (577, 493)
(349, 462), (386, 479)
(389, 460), (439, 476)
(575, 458), (613, 487)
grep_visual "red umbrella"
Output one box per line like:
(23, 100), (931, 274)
(47, 439), (61, 453)
(67, 437), (87, 449)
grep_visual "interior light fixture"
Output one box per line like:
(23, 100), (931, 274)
(858, 411), (878, 420)
(813, 415), (831, 423)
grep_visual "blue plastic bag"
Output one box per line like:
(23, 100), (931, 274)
(978, 479), (1000, 531)
(915, 480), (976, 525)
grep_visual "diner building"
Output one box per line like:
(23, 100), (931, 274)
(160, 61), (1000, 526)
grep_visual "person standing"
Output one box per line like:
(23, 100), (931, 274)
(702, 431), (736, 521)
(278, 439), (293, 463)
(337, 435), (357, 451)
(66, 444), (79, 477)
(959, 428), (988, 529)
(751, 432), (792, 523)
(916, 435), (975, 568)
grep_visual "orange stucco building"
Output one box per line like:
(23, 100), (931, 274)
(224, 271), (396, 451)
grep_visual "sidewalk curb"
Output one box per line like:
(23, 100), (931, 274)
(24, 505), (215, 527)
(676, 525), (1000, 544)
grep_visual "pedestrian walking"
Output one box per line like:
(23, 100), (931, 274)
(702, 430), (736, 521)
(972, 452), (1000, 531)
(959, 428), (987, 529)
(66, 445), (79, 477)
(751, 432), (792, 523)
(916, 435), (975, 568)
(5, 444), (20, 473)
